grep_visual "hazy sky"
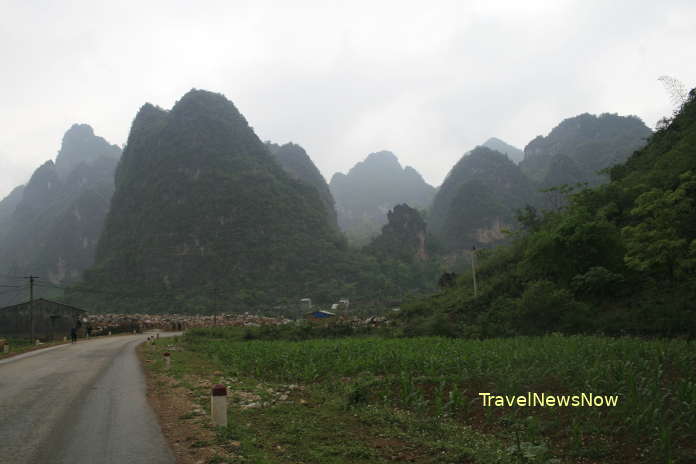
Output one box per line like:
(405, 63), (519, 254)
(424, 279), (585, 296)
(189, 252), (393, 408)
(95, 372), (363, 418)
(1, 0), (694, 198)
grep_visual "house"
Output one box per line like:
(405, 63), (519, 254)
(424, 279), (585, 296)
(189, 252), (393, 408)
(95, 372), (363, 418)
(0, 298), (87, 341)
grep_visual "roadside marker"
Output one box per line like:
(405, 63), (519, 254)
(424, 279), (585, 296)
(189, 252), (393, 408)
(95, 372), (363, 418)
(211, 384), (228, 427)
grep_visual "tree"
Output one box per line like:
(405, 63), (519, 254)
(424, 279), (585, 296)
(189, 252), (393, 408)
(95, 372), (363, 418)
(658, 76), (688, 108)
(622, 172), (696, 280)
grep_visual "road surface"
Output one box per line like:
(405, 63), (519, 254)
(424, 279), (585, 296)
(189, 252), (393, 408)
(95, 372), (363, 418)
(0, 334), (177, 464)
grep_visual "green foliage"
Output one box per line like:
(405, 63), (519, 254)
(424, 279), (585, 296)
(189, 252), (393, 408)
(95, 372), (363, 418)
(622, 171), (696, 279)
(405, 90), (696, 338)
(519, 112), (652, 186)
(429, 146), (538, 251)
(517, 280), (591, 334)
(364, 204), (430, 262)
(182, 329), (696, 463)
(266, 141), (338, 228)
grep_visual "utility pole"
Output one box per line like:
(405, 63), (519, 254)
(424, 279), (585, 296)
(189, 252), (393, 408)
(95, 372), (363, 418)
(24, 275), (39, 342)
(213, 287), (218, 326)
(470, 247), (478, 298)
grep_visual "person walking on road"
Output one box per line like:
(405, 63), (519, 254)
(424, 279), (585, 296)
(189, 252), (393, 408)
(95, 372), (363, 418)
(70, 327), (77, 344)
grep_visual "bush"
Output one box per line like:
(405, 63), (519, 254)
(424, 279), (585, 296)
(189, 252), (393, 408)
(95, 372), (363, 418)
(518, 280), (591, 334)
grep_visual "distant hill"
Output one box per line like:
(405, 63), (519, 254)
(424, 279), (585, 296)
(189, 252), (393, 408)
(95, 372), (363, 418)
(54, 124), (121, 178)
(482, 137), (524, 163)
(520, 113), (652, 186)
(78, 90), (354, 313)
(0, 124), (121, 306)
(0, 185), (25, 241)
(266, 142), (338, 228)
(365, 204), (429, 263)
(329, 151), (436, 245)
(429, 146), (537, 251)
(402, 88), (696, 338)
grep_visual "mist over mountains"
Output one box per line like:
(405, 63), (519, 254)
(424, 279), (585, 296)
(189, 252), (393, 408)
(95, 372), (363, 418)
(404, 89), (696, 339)
(0, 87), (661, 313)
(0, 124), (121, 305)
(77, 90), (352, 312)
(329, 151), (436, 245)
(520, 113), (652, 187)
(481, 137), (524, 163)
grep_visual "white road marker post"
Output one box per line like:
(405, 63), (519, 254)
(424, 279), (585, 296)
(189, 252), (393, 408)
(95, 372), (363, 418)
(211, 384), (228, 427)
(35, 339), (40, 346)
(108, 331), (112, 336)
(2, 342), (8, 354)
(163, 352), (171, 370)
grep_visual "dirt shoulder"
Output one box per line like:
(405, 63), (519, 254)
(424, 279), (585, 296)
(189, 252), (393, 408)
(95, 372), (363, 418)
(138, 342), (239, 464)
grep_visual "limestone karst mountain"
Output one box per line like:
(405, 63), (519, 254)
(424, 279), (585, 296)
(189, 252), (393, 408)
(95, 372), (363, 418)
(482, 137), (524, 163)
(0, 185), (25, 241)
(365, 203), (430, 263)
(79, 89), (350, 312)
(266, 142), (338, 228)
(429, 146), (537, 251)
(0, 124), (121, 305)
(329, 151), (436, 245)
(54, 124), (121, 178)
(520, 113), (652, 186)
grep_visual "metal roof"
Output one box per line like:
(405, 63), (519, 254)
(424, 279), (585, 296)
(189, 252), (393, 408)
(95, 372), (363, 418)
(0, 298), (88, 313)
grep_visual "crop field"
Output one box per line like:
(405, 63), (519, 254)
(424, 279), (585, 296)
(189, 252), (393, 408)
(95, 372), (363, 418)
(150, 328), (696, 463)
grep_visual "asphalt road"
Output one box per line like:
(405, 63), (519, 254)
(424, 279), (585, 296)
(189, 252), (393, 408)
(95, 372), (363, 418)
(0, 334), (177, 464)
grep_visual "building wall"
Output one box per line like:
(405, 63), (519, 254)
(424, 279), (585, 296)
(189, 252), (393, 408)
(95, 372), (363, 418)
(0, 300), (86, 340)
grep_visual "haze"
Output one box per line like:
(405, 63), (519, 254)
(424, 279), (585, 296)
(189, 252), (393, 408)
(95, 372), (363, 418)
(1, 0), (694, 198)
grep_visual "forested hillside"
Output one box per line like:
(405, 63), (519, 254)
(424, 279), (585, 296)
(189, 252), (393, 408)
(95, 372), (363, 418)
(403, 90), (696, 338)
(429, 146), (537, 251)
(365, 204), (429, 263)
(266, 142), (337, 228)
(520, 113), (652, 186)
(74, 90), (438, 313)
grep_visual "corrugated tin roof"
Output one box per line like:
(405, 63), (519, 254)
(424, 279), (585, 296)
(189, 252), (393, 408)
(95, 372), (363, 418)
(0, 298), (88, 313)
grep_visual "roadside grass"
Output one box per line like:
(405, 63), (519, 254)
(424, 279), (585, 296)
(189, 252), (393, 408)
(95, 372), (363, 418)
(0, 337), (70, 359)
(144, 329), (696, 463)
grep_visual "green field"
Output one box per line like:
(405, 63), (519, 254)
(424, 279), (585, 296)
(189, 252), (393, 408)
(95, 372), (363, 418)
(149, 327), (696, 463)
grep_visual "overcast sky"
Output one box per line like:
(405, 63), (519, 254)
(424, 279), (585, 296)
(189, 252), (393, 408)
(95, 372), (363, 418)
(1, 0), (694, 198)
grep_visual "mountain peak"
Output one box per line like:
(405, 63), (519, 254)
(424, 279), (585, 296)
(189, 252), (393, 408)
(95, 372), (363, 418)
(85, 89), (346, 312)
(364, 150), (400, 164)
(481, 137), (524, 163)
(520, 112), (652, 183)
(55, 123), (121, 178)
(329, 151), (435, 244)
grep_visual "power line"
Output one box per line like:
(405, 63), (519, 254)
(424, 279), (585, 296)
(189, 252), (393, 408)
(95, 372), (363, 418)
(0, 287), (26, 296)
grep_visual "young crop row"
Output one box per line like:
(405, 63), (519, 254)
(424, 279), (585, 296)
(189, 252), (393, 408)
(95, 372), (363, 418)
(184, 331), (696, 462)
